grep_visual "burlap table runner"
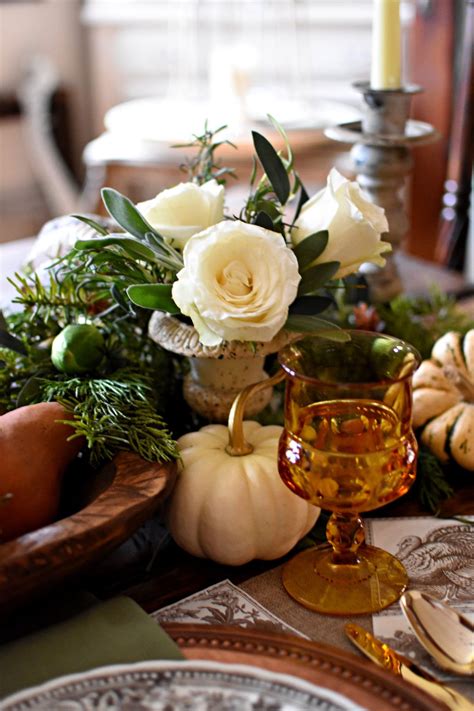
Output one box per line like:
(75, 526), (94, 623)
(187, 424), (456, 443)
(239, 564), (474, 702)
(240, 564), (371, 654)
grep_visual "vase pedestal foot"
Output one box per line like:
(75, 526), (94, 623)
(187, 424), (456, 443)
(282, 544), (408, 616)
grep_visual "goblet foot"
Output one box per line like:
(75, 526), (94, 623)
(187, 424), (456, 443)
(282, 544), (408, 615)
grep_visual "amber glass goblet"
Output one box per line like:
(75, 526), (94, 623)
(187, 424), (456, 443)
(278, 331), (421, 615)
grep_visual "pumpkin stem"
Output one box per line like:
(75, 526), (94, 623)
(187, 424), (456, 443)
(226, 368), (286, 456)
(442, 365), (474, 403)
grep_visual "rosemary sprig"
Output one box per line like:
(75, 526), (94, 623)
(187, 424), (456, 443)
(173, 122), (237, 185)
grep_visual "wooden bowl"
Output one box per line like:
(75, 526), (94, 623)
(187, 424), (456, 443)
(0, 452), (176, 612)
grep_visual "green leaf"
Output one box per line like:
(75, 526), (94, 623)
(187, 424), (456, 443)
(0, 329), (27, 355)
(144, 232), (184, 269)
(254, 200), (281, 221)
(72, 215), (109, 236)
(293, 231), (329, 272)
(253, 211), (277, 231)
(249, 156), (258, 187)
(75, 235), (157, 262)
(252, 131), (290, 205)
(127, 284), (180, 313)
(16, 376), (43, 407)
(111, 284), (135, 314)
(101, 188), (153, 240)
(284, 315), (350, 341)
(289, 295), (333, 315)
(293, 181), (310, 223)
(267, 114), (293, 168)
(297, 261), (340, 296)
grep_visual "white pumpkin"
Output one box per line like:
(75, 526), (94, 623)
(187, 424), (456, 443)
(167, 421), (319, 565)
(413, 330), (474, 470)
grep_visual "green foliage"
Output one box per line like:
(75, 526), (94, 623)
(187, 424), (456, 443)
(0, 329), (27, 355)
(0, 347), (54, 414)
(39, 370), (178, 466)
(288, 296), (334, 315)
(76, 235), (158, 263)
(292, 180), (310, 223)
(72, 215), (109, 236)
(415, 444), (454, 513)
(293, 231), (329, 272)
(251, 130), (290, 205)
(70, 188), (186, 321)
(101, 189), (155, 240)
(0, 266), (178, 465)
(243, 117), (303, 232)
(375, 289), (474, 359)
(69, 119), (339, 322)
(127, 284), (180, 313)
(173, 122), (237, 185)
(75, 195), (183, 277)
(297, 262), (340, 296)
(7, 270), (102, 338)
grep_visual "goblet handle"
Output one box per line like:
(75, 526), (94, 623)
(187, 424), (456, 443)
(226, 368), (285, 456)
(326, 513), (365, 565)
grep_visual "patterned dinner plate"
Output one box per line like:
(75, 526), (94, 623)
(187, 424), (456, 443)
(1, 660), (364, 710)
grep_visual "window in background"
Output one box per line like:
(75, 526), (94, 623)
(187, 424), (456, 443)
(82, 0), (394, 138)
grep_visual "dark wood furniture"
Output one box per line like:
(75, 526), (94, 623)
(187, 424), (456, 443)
(407, 0), (472, 267)
(436, 0), (473, 269)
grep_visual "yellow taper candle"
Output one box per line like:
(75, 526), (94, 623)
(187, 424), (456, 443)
(370, 0), (402, 90)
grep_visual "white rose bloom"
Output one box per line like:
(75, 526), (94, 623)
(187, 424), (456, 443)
(136, 179), (225, 250)
(292, 168), (391, 279)
(172, 221), (301, 346)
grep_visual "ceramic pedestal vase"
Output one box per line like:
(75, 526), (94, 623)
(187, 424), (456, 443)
(148, 313), (295, 422)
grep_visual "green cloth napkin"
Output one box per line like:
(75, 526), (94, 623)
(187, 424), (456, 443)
(0, 596), (184, 699)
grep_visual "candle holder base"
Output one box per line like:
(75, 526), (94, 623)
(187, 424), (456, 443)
(325, 119), (437, 148)
(325, 82), (439, 302)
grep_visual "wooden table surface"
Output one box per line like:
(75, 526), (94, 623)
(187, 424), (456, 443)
(1, 239), (472, 632)
(86, 472), (474, 615)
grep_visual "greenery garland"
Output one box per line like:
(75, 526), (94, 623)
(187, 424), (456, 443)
(0, 255), (179, 466)
(38, 371), (178, 466)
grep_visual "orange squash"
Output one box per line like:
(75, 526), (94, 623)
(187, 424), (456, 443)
(0, 402), (84, 542)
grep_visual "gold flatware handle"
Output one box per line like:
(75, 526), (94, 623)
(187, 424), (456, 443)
(345, 623), (474, 711)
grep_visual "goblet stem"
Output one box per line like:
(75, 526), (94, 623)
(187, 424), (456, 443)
(326, 512), (365, 565)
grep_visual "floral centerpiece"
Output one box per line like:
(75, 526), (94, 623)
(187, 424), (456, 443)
(0, 120), (470, 552)
(72, 120), (391, 348)
(0, 119), (393, 466)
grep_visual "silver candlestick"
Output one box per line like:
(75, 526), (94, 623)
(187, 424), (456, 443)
(325, 81), (439, 301)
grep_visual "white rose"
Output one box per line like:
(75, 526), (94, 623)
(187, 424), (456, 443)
(136, 179), (225, 250)
(172, 221), (301, 346)
(292, 168), (391, 279)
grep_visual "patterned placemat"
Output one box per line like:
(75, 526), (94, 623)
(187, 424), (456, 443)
(365, 515), (474, 680)
(152, 579), (308, 639)
(149, 517), (473, 700)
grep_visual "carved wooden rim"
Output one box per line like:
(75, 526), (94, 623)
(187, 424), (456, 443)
(0, 453), (176, 611)
(148, 312), (297, 359)
(163, 623), (445, 711)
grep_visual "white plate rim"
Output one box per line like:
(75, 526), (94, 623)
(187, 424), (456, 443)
(1, 659), (366, 710)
